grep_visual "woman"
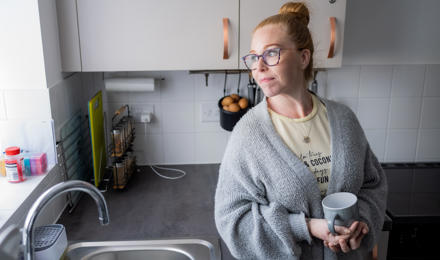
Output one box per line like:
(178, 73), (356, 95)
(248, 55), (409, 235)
(214, 2), (387, 260)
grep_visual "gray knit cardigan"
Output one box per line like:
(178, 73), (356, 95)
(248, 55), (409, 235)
(214, 96), (387, 260)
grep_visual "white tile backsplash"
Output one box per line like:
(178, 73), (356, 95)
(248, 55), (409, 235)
(162, 102), (194, 133)
(162, 133), (195, 164)
(424, 65), (440, 97)
(386, 129), (418, 162)
(359, 65), (393, 97)
(420, 98), (440, 129)
(417, 129), (440, 162)
(109, 66), (439, 165)
(107, 91), (129, 103)
(145, 134), (164, 165)
(391, 65), (425, 97)
(195, 132), (229, 163)
(329, 97), (358, 114)
(389, 97), (422, 129)
(357, 98), (389, 129)
(326, 66), (361, 98)
(133, 133), (161, 165)
(194, 73), (226, 101)
(365, 129), (387, 161)
(159, 71), (195, 102)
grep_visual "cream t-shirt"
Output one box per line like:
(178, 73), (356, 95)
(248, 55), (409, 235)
(268, 94), (332, 197)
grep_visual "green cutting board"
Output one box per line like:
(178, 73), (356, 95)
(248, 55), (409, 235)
(88, 91), (106, 187)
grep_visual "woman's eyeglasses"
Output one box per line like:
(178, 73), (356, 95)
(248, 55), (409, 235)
(242, 48), (282, 70)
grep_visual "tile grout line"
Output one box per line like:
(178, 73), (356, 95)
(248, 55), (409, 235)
(415, 64), (428, 162)
(383, 65), (396, 162)
(356, 66), (361, 116)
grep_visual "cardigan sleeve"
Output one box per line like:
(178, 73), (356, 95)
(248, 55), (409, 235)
(214, 155), (312, 259)
(357, 144), (388, 251)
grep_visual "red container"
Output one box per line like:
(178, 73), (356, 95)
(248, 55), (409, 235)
(5, 146), (25, 183)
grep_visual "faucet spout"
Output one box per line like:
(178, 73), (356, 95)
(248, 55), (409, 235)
(22, 180), (110, 260)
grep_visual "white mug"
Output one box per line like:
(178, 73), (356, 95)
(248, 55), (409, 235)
(322, 192), (359, 234)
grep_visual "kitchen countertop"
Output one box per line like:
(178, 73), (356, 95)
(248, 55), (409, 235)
(58, 164), (394, 259)
(57, 164), (236, 260)
(382, 162), (440, 224)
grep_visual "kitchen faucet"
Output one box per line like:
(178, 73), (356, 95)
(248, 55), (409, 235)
(22, 180), (110, 260)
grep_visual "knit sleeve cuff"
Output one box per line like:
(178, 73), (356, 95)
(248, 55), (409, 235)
(288, 212), (312, 244)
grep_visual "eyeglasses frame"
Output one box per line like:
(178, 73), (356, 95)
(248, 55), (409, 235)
(241, 47), (282, 70)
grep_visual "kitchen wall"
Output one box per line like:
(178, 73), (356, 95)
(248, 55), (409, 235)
(0, 0), (106, 229)
(105, 64), (440, 165)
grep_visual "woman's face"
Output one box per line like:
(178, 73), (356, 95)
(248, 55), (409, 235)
(250, 24), (310, 98)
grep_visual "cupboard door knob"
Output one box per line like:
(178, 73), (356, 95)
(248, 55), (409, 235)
(328, 17), (336, 58)
(223, 18), (229, 59)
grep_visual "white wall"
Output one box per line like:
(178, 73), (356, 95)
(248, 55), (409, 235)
(0, 0), (54, 159)
(325, 65), (440, 162)
(0, 0), (106, 228)
(0, 0), (47, 90)
(104, 65), (440, 165)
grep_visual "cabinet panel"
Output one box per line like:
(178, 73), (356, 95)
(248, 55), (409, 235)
(76, 0), (238, 71)
(239, 0), (346, 69)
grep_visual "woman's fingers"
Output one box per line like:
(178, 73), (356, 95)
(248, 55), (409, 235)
(348, 224), (363, 249)
(328, 243), (340, 253)
(349, 222), (369, 250)
(339, 238), (351, 253)
(334, 225), (352, 235)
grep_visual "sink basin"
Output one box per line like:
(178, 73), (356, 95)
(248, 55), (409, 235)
(65, 237), (222, 260)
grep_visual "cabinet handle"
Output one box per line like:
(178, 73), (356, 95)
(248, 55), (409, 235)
(328, 17), (336, 58)
(223, 18), (229, 59)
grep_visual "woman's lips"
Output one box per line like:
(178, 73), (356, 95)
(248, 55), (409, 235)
(260, 77), (274, 83)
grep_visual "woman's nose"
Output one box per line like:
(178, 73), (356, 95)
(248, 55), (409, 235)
(255, 56), (267, 71)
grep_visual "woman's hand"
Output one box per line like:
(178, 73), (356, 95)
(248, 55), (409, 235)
(306, 218), (354, 245)
(323, 221), (369, 253)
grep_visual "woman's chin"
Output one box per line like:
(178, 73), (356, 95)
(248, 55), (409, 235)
(260, 86), (280, 98)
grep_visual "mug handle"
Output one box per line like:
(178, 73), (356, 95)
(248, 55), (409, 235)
(327, 214), (338, 235)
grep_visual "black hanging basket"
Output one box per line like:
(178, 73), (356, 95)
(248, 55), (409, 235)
(218, 72), (249, 132)
(218, 97), (248, 131)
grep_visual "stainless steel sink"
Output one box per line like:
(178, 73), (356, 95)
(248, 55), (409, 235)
(65, 237), (221, 260)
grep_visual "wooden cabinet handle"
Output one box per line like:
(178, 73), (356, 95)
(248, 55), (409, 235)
(328, 17), (336, 58)
(223, 18), (229, 59)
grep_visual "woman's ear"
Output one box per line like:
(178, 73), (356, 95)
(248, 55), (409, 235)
(300, 49), (311, 69)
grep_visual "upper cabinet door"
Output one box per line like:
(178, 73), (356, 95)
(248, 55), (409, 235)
(74, 0), (238, 71)
(239, 0), (346, 69)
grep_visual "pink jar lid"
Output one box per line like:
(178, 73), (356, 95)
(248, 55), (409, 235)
(5, 146), (20, 156)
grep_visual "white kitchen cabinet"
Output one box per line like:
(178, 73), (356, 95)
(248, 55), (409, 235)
(58, 0), (238, 71)
(57, 0), (345, 72)
(239, 0), (347, 69)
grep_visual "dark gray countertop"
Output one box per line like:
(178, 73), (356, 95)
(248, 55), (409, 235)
(58, 164), (393, 259)
(58, 164), (236, 260)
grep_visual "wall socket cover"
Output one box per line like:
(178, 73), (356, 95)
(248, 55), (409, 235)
(200, 102), (219, 123)
(131, 104), (154, 122)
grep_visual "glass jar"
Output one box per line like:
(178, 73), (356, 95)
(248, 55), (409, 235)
(5, 146), (25, 183)
(112, 129), (123, 156)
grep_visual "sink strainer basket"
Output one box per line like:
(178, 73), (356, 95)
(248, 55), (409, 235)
(34, 224), (67, 260)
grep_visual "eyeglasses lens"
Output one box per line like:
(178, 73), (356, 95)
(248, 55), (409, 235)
(243, 48), (280, 70)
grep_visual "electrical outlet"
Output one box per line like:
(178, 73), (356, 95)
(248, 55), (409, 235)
(200, 102), (219, 123)
(131, 104), (154, 123)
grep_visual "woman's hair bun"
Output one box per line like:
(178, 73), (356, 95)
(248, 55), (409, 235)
(279, 2), (310, 26)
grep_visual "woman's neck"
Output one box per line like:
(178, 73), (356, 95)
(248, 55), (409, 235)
(267, 88), (313, 119)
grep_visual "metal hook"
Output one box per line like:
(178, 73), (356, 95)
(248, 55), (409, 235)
(204, 73), (209, 87)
